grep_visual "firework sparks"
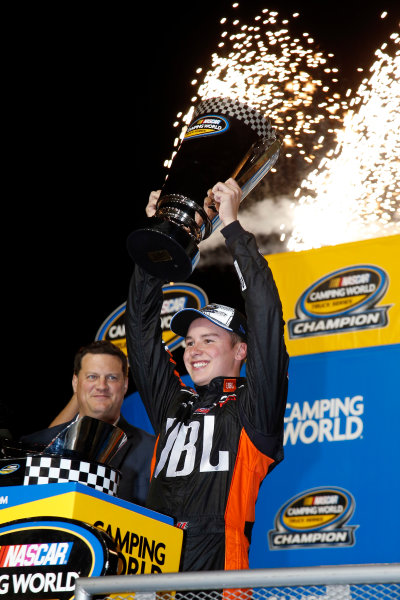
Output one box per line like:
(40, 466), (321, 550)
(164, 5), (399, 256)
(287, 31), (400, 250)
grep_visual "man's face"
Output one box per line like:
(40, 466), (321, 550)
(72, 353), (128, 424)
(183, 318), (247, 387)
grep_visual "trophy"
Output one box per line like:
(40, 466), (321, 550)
(43, 416), (127, 463)
(127, 97), (282, 281)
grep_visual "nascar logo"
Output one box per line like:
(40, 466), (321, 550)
(0, 543), (73, 567)
(281, 489), (350, 530)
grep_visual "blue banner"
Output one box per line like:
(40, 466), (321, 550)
(250, 343), (400, 567)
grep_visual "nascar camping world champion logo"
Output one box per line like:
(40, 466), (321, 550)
(269, 487), (357, 550)
(184, 114), (230, 140)
(288, 265), (391, 338)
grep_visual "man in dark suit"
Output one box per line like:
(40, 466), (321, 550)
(21, 340), (155, 506)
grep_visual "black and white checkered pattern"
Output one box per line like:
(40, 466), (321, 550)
(193, 97), (276, 140)
(23, 455), (120, 496)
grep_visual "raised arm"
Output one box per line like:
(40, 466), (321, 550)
(125, 191), (184, 433)
(221, 205), (289, 461)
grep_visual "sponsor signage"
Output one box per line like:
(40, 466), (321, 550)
(265, 234), (400, 355)
(268, 487), (357, 550)
(96, 282), (208, 353)
(288, 265), (390, 338)
(92, 519), (168, 575)
(184, 114), (230, 139)
(0, 465), (20, 476)
(249, 342), (400, 567)
(0, 482), (183, 577)
(0, 516), (118, 599)
(284, 393), (364, 446)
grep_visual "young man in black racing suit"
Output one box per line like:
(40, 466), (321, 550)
(126, 178), (289, 571)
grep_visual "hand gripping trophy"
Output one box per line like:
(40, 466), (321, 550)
(127, 97), (281, 281)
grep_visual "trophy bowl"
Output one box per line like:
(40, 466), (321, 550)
(127, 97), (281, 281)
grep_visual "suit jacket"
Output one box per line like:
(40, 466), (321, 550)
(20, 415), (155, 506)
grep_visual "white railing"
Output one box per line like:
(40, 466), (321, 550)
(74, 562), (400, 600)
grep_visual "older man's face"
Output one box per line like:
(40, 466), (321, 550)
(72, 353), (128, 424)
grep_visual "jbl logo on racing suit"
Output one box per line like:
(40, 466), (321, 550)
(154, 415), (229, 477)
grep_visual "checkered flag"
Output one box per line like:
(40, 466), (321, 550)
(23, 455), (120, 496)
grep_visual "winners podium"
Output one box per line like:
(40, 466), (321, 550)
(0, 420), (183, 600)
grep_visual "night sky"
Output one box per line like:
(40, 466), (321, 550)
(4, 1), (399, 438)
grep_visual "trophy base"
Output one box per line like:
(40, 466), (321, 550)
(127, 218), (200, 281)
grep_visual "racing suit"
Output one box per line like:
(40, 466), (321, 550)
(126, 221), (289, 571)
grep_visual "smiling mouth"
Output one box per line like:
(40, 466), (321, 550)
(192, 362), (209, 369)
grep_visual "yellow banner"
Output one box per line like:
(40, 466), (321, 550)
(265, 235), (400, 356)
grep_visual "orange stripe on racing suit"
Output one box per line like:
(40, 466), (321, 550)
(224, 428), (274, 570)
